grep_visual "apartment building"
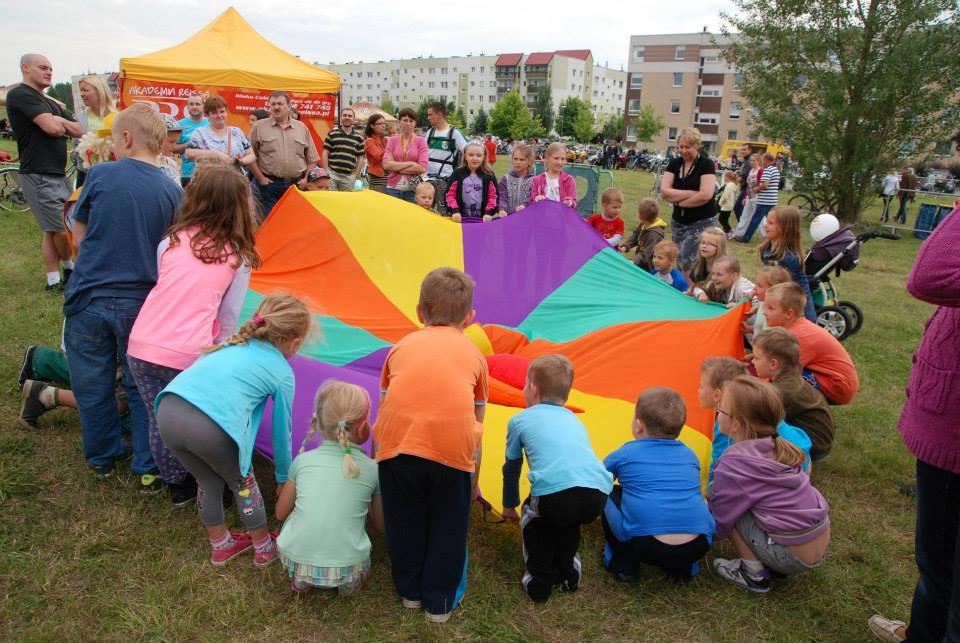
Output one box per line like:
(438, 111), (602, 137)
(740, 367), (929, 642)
(623, 32), (756, 154)
(325, 50), (625, 127)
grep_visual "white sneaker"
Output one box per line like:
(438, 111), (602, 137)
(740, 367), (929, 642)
(400, 597), (421, 609)
(425, 610), (453, 624)
(868, 615), (907, 642)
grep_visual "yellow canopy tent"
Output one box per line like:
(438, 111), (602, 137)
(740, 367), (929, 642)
(118, 7), (340, 144)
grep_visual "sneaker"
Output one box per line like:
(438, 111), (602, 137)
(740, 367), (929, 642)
(168, 477), (198, 507)
(91, 461), (116, 478)
(291, 578), (313, 593)
(210, 532), (253, 566)
(139, 474), (164, 495)
(401, 598), (422, 609)
(62, 268), (72, 287)
(18, 345), (37, 389)
(560, 554), (582, 593)
(425, 610), (454, 624)
(253, 536), (278, 567)
(712, 558), (771, 593)
(868, 615), (907, 642)
(19, 380), (51, 428)
(45, 281), (63, 292)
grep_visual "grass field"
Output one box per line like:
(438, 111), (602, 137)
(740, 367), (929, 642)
(0, 144), (955, 641)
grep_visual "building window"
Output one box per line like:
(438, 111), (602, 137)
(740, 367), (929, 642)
(729, 101), (741, 119)
(428, 81), (435, 88)
(670, 100), (680, 114)
(429, 67), (435, 74)
(673, 72), (683, 87)
(630, 74), (643, 90)
(733, 73), (744, 89)
(480, 66), (485, 73)
(701, 88), (721, 97)
(668, 127), (678, 140)
(634, 46), (645, 61)
(471, 66), (476, 72)
(627, 99), (641, 115)
(626, 125), (637, 140)
(441, 81), (448, 88)
(728, 130), (738, 141)
(471, 80), (475, 87)
(489, 95), (496, 103)
(675, 46), (685, 60)
(441, 67), (448, 74)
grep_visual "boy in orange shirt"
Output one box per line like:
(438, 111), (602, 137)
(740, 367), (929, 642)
(373, 267), (488, 624)
(762, 282), (859, 404)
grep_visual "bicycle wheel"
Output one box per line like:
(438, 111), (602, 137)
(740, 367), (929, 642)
(0, 168), (30, 213)
(788, 193), (818, 218)
(816, 305), (853, 341)
(837, 300), (864, 335)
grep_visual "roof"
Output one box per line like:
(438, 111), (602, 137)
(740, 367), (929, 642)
(525, 52), (554, 66)
(554, 49), (592, 61)
(495, 53), (523, 67)
(119, 7), (339, 94)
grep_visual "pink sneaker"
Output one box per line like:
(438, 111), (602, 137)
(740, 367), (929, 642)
(253, 536), (278, 568)
(210, 532), (252, 566)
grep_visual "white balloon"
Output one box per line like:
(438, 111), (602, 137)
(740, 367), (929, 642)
(810, 213), (840, 242)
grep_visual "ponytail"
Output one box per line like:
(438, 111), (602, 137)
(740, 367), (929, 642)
(337, 421), (360, 479)
(206, 294), (312, 354)
(773, 435), (806, 468)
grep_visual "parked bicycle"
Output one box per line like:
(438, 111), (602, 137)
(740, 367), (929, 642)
(0, 165), (30, 213)
(788, 191), (837, 219)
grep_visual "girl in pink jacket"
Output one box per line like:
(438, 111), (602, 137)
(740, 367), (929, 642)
(530, 142), (578, 209)
(127, 165), (262, 506)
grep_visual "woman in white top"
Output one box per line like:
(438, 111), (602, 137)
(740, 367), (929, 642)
(880, 170), (901, 223)
(76, 75), (117, 186)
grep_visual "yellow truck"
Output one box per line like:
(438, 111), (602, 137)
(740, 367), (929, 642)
(719, 139), (791, 163)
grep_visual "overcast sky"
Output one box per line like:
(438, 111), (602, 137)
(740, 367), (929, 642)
(2, 0), (731, 86)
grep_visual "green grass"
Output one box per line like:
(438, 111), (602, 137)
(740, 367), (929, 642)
(0, 160), (944, 641)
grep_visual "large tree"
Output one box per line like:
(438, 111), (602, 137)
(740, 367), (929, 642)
(601, 115), (625, 142)
(723, 0), (960, 221)
(489, 90), (545, 141)
(534, 86), (554, 133)
(378, 98), (396, 116)
(556, 97), (591, 138)
(471, 108), (489, 135)
(48, 82), (74, 116)
(572, 107), (596, 144)
(630, 103), (666, 145)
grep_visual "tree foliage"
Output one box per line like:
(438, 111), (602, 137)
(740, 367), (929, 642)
(601, 115), (625, 142)
(556, 97), (591, 138)
(489, 90), (546, 141)
(722, 0), (960, 221)
(48, 82), (74, 116)
(630, 104), (666, 144)
(451, 107), (467, 130)
(378, 98), (396, 116)
(572, 107), (596, 144)
(471, 108), (489, 135)
(534, 86), (554, 133)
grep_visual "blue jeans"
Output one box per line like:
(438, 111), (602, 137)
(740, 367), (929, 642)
(906, 459), (960, 642)
(386, 187), (416, 203)
(740, 203), (773, 242)
(64, 297), (154, 475)
(258, 179), (295, 218)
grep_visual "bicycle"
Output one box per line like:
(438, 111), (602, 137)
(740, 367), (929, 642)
(0, 166), (30, 213)
(788, 191), (836, 218)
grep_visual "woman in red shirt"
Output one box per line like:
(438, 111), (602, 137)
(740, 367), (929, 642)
(364, 114), (387, 193)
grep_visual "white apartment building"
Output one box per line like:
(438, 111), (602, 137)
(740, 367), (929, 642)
(623, 32), (756, 154)
(324, 50), (626, 128)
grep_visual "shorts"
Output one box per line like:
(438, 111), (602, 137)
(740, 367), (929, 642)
(19, 173), (70, 232)
(735, 511), (823, 576)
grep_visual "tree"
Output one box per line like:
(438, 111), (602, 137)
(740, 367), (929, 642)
(379, 98), (396, 116)
(415, 99), (431, 128)
(48, 82), (74, 116)
(450, 107), (467, 130)
(572, 107), (596, 144)
(601, 115), (625, 142)
(722, 0), (960, 221)
(534, 86), (554, 133)
(556, 97), (591, 138)
(471, 108), (489, 135)
(489, 90), (546, 141)
(630, 103), (665, 144)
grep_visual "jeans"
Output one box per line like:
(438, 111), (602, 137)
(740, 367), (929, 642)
(740, 203), (773, 242)
(64, 297), (154, 474)
(386, 187), (416, 203)
(257, 179), (295, 218)
(733, 186), (748, 220)
(906, 459), (960, 643)
(897, 197), (912, 224)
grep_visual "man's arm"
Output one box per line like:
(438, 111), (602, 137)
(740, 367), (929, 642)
(321, 149), (330, 171)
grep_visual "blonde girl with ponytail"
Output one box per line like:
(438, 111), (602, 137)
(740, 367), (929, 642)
(709, 376), (831, 593)
(275, 380), (384, 595)
(155, 294), (312, 569)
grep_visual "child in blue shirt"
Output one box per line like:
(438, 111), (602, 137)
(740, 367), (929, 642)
(501, 354), (612, 603)
(156, 294), (310, 568)
(602, 388), (715, 582)
(698, 357), (812, 487)
(63, 104), (182, 487)
(649, 240), (690, 292)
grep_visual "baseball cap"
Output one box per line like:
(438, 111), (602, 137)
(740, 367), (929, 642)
(307, 167), (329, 182)
(164, 115), (183, 132)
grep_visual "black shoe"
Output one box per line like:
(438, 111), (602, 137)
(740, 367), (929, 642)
(45, 281), (63, 292)
(19, 379), (51, 428)
(18, 345), (37, 389)
(62, 268), (72, 287)
(169, 477), (198, 508)
(91, 461), (116, 478)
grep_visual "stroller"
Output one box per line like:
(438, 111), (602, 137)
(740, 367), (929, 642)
(804, 226), (899, 341)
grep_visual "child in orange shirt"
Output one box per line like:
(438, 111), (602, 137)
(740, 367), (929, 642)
(762, 282), (859, 404)
(587, 188), (625, 246)
(373, 267), (489, 623)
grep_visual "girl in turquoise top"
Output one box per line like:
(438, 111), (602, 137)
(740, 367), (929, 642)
(156, 294), (311, 568)
(276, 380), (384, 594)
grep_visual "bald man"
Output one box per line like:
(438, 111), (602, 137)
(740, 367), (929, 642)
(6, 54), (84, 290)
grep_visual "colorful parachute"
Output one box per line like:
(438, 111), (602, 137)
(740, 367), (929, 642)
(249, 189), (746, 508)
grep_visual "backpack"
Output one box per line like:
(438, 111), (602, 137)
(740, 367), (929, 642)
(426, 126), (461, 177)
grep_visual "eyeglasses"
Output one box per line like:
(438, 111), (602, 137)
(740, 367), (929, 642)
(716, 408), (732, 418)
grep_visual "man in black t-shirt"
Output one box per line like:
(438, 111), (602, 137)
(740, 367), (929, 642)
(6, 54), (83, 291)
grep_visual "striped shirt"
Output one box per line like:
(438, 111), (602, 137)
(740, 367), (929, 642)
(323, 127), (364, 175)
(757, 165), (781, 205)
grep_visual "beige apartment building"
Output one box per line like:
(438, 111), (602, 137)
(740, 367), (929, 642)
(623, 32), (756, 155)
(324, 50), (625, 128)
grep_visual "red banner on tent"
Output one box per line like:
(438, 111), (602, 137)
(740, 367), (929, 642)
(119, 79), (337, 149)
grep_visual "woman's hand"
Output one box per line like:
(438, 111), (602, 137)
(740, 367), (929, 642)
(451, 213), (462, 222)
(482, 214), (493, 223)
(501, 507), (519, 523)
